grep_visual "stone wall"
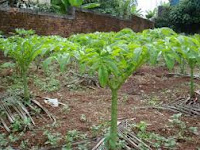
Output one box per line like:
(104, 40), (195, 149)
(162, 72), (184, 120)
(0, 7), (154, 37)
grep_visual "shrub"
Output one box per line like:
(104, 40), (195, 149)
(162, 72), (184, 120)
(155, 0), (200, 34)
(169, 0), (200, 33)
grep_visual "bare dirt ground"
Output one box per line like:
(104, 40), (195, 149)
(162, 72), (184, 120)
(0, 63), (200, 150)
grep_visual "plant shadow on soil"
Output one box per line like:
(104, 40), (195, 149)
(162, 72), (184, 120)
(0, 64), (200, 150)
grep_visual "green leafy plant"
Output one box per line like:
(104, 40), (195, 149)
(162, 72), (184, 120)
(130, 5), (143, 17)
(167, 35), (200, 98)
(0, 133), (8, 147)
(65, 130), (80, 149)
(168, 113), (199, 141)
(43, 131), (62, 147)
(155, 0), (200, 33)
(91, 122), (109, 137)
(51, 0), (83, 14)
(0, 62), (16, 69)
(169, 0), (200, 33)
(80, 29), (149, 149)
(86, 0), (138, 18)
(132, 121), (177, 149)
(188, 127), (199, 135)
(145, 8), (157, 19)
(169, 113), (186, 137)
(11, 116), (31, 132)
(34, 75), (60, 92)
(0, 32), (49, 101)
(15, 28), (35, 37)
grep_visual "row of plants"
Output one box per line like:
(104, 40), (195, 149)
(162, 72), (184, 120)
(0, 28), (200, 149)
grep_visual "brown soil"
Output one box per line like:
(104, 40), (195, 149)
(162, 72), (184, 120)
(0, 64), (200, 150)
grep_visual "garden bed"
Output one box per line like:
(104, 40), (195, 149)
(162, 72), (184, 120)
(0, 63), (200, 149)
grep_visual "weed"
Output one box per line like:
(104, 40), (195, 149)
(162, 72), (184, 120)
(77, 142), (89, 150)
(8, 134), (19, 143)
(0, 133), (8, 147)
(91, 122), (109, 137)
(169, 113), (199, 138)
(34, 75), (60, 92)
(132, 121), (177, 149)
(43, 131), (62, 147)
(188, 127), (199, 135)
(19, 139), (29, 149)
(65, 130), (79, 149)
(168, 113), (186, 138)
(10, 116), (31, 132)
(65, 130), (88, 149)
(0, 62), (15, 69)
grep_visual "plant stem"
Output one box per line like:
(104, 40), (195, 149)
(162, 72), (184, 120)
(22, 70), (29, 101)
(180, 58), (185, 75)
(109, 88), (118, 150)
(190, 66), (194, 98)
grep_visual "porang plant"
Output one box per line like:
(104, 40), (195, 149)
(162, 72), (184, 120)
(0, 30), (49, 101)
(0, 30), (58, 132)
(151, 31), (200, 99)
(144, 28), (200, 99)
(80, 29), (149, 149)
(168, 35), (200, 98)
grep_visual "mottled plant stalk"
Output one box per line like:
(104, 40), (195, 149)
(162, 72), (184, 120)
(22, 69), (29, 101)
(180, 58), (186, 75)
(109, 88), (118, 150)
(190, 65), (194, 98)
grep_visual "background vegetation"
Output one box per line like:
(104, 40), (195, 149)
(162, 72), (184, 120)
(155, 0), (200, 34)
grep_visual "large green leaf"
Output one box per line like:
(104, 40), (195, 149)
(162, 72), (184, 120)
(98, 65), (108, 88)
(163, 54), (175, 71)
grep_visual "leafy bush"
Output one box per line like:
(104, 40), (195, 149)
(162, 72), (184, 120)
(169, 0), (200, 33)
(83, 0), (140, 19)
(51, 0), (83, 14)
(155, 6), (171, 28)
(145, 8), (157, 20)
(155, 0), (200, 33)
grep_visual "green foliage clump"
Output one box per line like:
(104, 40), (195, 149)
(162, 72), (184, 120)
(170, 0), (200, 33)
(155, 0), (200, 33)
(145, 8), (157, 20)
(0, 27), (200, 149)
(51, 0), (83, 14)
(83, 0), (141, 19)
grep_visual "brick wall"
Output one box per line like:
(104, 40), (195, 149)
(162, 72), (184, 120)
(0, 7), (154, 37)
